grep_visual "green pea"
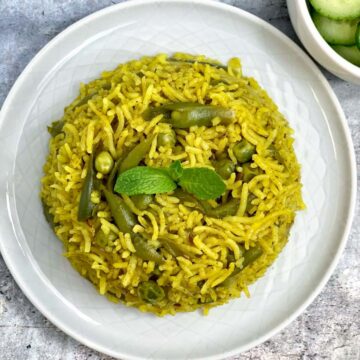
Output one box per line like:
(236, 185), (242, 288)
(95, 151), (114, 175)
(131, 194), (153, 210)
(233, 140), (256, 163)
(242, 162), (261, 183)
(213, 159), (235, 179)
(138, 280), (165, 304)
(158, 130), (176, 147)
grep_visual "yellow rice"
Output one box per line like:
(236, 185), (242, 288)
(41, 53), (304, 316)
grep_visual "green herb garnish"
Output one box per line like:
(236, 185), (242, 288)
(178, 167), (226, 200)
(167, 160), (183, 181)
(114, 167), (177, 196)
(114, 161), (226, 200)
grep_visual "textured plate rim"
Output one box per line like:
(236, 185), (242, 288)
(0, 0), (357, 359)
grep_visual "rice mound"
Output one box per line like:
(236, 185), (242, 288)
(41, 53), (304, 315)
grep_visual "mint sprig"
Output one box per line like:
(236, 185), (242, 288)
(114, 161), (226, 200)
(167, 160), (183, 181)
(178, 168), (226, 200)
(114, 167), (177, 196)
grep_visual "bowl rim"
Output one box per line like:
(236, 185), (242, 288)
(0, 0), (357, 359)
(295, 0), (360, 77)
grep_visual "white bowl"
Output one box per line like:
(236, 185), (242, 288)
(0, 0), (357, 359)
(287, 0), (360, 84)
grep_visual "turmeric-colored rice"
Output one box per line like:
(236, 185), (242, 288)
(41, 53), (304, 315)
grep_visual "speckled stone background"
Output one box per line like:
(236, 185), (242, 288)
(0, 0), (359, 359)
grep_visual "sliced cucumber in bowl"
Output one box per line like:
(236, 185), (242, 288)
(309, 0), (360, 20)
(309, 0), (360, 67)
(312, 12), (358, 45)
(356, 22), (360, 49)
(332, 44), (360, 66)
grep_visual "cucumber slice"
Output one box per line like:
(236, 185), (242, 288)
(332, 45), (360, 66)
(312, 12), (359, 45)
(356, 23), (360, 49)
(310, 0), (360, 20)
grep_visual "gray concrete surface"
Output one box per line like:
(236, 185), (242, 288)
(0, 0), (359, 359)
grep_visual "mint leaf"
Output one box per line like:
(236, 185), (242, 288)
(178, 168), (226, 200)
(114, 162), (225, 200)
(114, 167), (176, 196)
(168, 160), (183, 181)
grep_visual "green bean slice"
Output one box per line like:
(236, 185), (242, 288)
(161, 240), (182, 257)
(169, 106), (234, 128)
(173, 189), (238, 219)
(172, 189), (206, 211)
(106, 151), (128, 191)
(102, 188), (136, 233)
(102, 188), (163, 264)
(242, 245), (263, 268)
(168, 58), (227, 70)
(138, 280), (165, 304)
(119, 137), (153, 173)
(221, 244), (263, 287)
(143, 102), (199, 121)
(205, 198), (239, 218)
(158, 237), (193, 258)
(143, 103), (234, 128)
(131, 194), (153, 210)
(132, 234), (163, 264)
(78, 153), (95, 221)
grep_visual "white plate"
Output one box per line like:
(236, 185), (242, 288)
(0, 1), (356, 359)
